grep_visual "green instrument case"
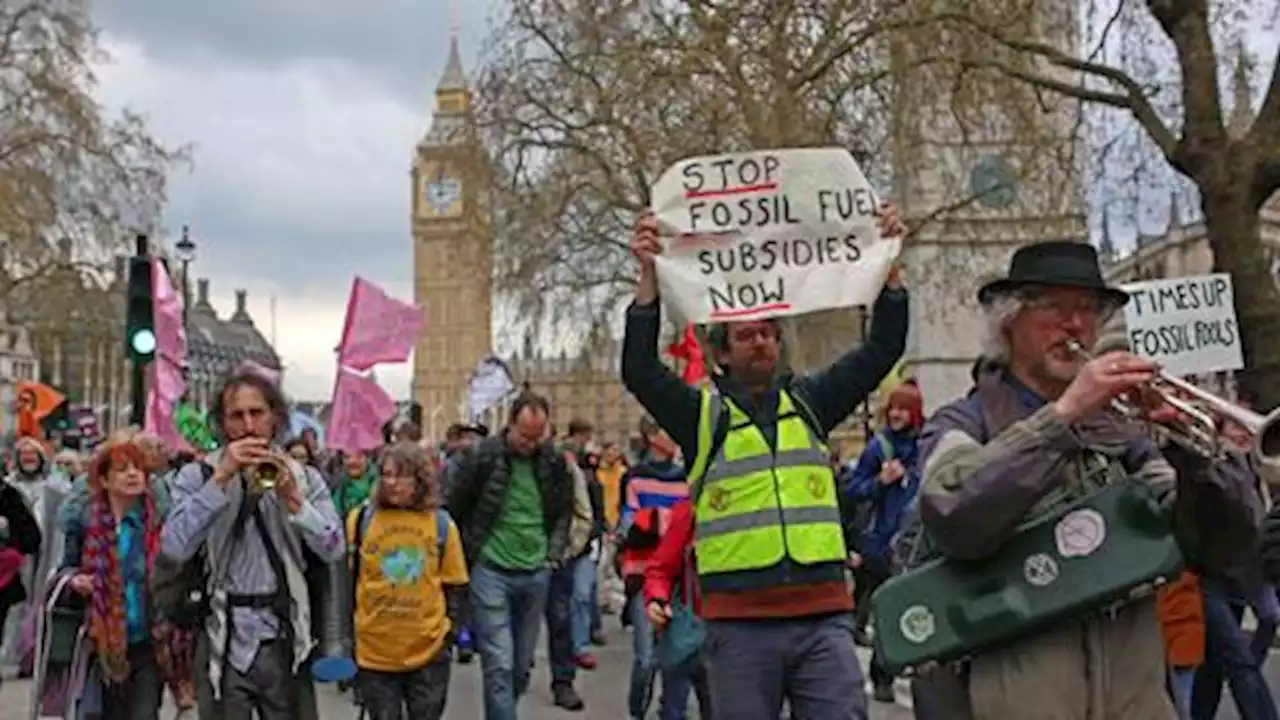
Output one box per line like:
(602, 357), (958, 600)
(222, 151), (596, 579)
(870, 481), (1184, 674)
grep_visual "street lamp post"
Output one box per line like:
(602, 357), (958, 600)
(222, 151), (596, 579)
(174, 225), (196, 406)
(174, 225), (196, 330)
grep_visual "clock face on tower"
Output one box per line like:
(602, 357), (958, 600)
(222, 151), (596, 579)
(423, 167), (462, 218)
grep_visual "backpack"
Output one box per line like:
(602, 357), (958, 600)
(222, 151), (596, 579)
(350, 504), (451, 608)
(150, 464), (217, 629)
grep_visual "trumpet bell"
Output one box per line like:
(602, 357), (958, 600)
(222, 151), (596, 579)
(1252, 411), (1280, 465)
(248, 458), (286, 493)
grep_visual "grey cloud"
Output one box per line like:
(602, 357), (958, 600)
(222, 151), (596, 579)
(96, 0), (496, 103)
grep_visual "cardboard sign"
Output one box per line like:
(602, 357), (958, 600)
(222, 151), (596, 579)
(1121, 273), (1243, 376)
(650, 147), (899, 324)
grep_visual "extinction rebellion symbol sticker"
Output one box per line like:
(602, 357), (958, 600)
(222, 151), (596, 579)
(899, 605), (936, 645)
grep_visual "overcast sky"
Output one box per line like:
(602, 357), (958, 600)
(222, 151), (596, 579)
(92, 0), (493, 401)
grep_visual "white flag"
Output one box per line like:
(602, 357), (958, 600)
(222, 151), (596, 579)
(466, 357), (516, 421)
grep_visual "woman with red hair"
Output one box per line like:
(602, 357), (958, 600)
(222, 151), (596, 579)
(56, 435), (194, 719)
(842, 380), (924, 703)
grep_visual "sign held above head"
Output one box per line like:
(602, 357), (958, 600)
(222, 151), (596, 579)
(649, 147), (900, 325)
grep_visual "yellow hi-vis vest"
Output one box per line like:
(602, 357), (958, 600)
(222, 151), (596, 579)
(687, 387), (847, 582)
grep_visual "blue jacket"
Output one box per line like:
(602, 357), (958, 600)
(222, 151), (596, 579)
(844, 428), (921, 562)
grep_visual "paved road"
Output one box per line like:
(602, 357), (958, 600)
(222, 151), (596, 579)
(0, 625), (911, 720)
(0, 627), (1272, 719)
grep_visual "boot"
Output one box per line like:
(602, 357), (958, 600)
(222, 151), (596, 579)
(552, 681), (585, 711)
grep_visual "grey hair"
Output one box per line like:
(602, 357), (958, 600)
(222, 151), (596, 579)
(980, 289), (1115, 362)
(981, 292), (1026, 364)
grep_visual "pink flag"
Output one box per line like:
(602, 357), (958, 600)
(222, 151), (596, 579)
(325, 367), (397, 453)
(336, 277), (423, 370)
(144, 257), (187, 447)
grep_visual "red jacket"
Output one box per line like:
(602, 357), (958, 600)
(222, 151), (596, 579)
(642, 500), (701, 615)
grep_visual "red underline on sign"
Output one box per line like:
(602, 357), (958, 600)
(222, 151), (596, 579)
(684, 183), (779, 199)
(709, 303), (793, 320)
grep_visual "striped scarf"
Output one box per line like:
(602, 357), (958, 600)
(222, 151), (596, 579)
(81, 491), (195, 699)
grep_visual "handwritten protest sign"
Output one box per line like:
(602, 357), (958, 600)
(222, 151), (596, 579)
(650, 147), (899, 324)
(1121, 272), (1243, 376)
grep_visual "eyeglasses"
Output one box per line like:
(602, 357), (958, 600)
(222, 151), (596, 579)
(1022, 295), (1106, 319)
(731, 325), (779, 343)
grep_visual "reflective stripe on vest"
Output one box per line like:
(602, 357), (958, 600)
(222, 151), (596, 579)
(693, 389), (846, 577)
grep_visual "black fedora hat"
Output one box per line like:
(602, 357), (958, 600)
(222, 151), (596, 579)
(978, 241), (1130, 307)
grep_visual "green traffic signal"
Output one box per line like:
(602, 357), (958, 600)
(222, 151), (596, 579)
(126, 254), (155, 363)
(130, 328), (157, 355)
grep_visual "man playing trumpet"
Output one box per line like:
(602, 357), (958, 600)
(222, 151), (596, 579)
(917, 241), (1261, 719)
(161, 371), (346, 720)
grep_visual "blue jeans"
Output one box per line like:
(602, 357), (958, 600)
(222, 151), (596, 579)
(627, 594), (696, 719)
(571, 555), (597, 655)
(1169, 666), (1196, 720)
(469, 564), (551, 720)
(1191, 580), (1279, 720)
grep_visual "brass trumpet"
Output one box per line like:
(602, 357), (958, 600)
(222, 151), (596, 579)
(247, 453), (291, 494)
(1066, 340), (1280, 464)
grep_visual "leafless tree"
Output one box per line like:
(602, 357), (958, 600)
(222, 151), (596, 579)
(476, 0), (1083, 373)
(913, 0), (1280, 405)
(0, 0), (187, 330)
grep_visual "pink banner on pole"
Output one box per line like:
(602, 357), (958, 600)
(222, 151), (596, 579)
(336, 277), (423, 370)
(326, 367), (397, 453)
(144, 257), (187, 447)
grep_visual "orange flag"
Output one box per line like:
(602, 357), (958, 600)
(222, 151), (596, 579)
(15, 381), (64, 439)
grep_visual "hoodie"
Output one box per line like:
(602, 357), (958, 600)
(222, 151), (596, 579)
(844, 426), (921, 563)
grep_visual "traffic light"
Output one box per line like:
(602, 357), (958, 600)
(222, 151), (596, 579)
(125, 253), (155, 363)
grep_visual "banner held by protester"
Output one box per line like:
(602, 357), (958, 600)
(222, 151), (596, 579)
(649, 147), (899, 324)
(1121, 272), (1243, 377)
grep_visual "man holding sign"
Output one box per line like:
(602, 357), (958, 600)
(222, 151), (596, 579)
(621, 151), (909, 720)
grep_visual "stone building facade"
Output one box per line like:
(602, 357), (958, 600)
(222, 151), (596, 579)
(16, 251), (279, 431)
(0, 311), (40, 437)
(184, 278), (282, 410)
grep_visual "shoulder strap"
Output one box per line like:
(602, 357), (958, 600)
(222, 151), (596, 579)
(786, 389), (827, 443)
(249, 499), (292, 626)
(875, 432), (895, 462)
(356, 503), (375, 543)
(349, 503), (374, 615)
(435, 508), (451, 570)
(688, 389), (728, 499)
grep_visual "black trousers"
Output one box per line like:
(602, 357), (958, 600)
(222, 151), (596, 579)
(99, 643), (163, 720)
(359, 652), (451, 720)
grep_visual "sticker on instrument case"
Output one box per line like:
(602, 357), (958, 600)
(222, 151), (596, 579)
(899, 605), (936, 644)
(1054, 508), (1107, 558)
(1023, 553), (1060, 587)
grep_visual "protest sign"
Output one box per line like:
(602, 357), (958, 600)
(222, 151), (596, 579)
(649, 147), (899, 324)
(1121, 272), (1243, 376)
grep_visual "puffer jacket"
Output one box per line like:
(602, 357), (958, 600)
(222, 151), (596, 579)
(443, 432), (574, 566)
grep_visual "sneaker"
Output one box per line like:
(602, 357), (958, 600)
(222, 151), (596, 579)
(873, 684), (895, 703)
(574, 653), (598, 670)
(456, 648), (474, 664)
(590, 630), (607, 646)
(552, 682), (585, 711)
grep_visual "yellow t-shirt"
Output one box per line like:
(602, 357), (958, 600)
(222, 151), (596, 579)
(347, 506), (469, 672)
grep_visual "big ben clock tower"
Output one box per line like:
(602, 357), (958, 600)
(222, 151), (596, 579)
(411, 33), (492, 434)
